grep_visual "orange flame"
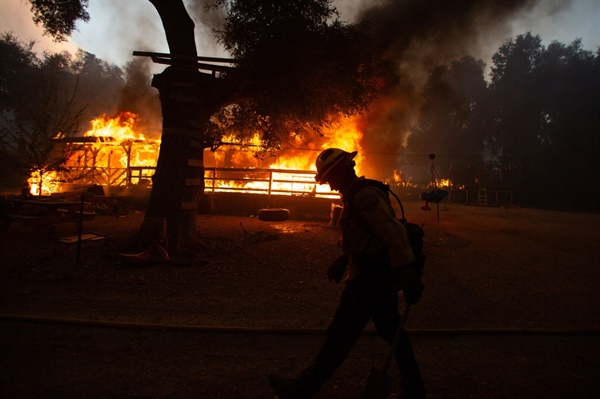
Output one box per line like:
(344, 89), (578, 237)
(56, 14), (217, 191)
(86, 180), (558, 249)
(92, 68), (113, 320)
(205, 116), (364, 196)
(30, 113), (365, 197)
(28, 112), (160, 195)
(87, 112), (146, 141)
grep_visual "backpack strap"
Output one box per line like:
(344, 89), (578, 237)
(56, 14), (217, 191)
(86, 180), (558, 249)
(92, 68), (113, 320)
(344, 179), (406, 221)
(344, 179), (389, 205)
(344, 179), (390, 235)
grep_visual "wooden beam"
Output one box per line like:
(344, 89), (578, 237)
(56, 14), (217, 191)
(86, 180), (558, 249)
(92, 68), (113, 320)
(133, 51), (238, 64)
(133, 51), (238, 72)
(149, 57), (235, 73)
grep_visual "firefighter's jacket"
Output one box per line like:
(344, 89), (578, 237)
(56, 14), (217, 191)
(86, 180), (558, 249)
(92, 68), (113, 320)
(339, 178), (415, 280)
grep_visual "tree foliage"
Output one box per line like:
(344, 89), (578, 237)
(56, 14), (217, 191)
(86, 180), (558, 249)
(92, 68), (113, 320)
(0, 34), (39, 112)
(486, 33), (599, 208)
(408, 32), (599, 211)
(486, 33), (547, 195)
(533, 40), (599, 207)
(209, 0), (394, 150)
(29, 0), (90, 42)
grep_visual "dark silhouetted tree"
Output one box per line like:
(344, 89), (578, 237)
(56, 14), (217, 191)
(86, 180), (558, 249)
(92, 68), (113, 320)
(486, 33), (547, 204)
(28, 0), (90, 42)
(532, 39), (599, 209)
(487, 32), (599, 209)
(0, 34), (38, 112)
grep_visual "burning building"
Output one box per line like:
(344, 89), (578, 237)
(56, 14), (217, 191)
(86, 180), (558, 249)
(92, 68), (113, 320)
(28, 112), (159, 196)
(31, 112), (381, 201)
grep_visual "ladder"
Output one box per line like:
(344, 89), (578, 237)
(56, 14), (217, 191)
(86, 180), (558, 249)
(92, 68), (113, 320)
(479, 189), (488, 206)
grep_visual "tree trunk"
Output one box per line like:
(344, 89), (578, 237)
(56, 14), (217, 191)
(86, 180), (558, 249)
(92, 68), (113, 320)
(143, 0), (234, 254)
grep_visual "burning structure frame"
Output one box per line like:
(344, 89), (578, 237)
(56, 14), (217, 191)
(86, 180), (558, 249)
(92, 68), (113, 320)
(44, 136), (338, 200)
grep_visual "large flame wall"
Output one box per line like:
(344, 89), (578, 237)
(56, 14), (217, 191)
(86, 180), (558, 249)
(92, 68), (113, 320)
(31, 113), (370, 196)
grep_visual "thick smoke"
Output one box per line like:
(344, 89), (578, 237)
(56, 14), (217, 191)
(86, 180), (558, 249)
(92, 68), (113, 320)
(342, 0), (572, 180)
(117, 58), (163, 140)
(185, 0), (229, 57)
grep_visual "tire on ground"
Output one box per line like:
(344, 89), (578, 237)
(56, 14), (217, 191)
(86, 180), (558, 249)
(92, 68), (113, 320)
(257, 208), (290, 221)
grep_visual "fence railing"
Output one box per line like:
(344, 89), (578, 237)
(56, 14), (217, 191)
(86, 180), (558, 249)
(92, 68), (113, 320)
(58, 166), (339, 198)
(203, 167), (338, 198)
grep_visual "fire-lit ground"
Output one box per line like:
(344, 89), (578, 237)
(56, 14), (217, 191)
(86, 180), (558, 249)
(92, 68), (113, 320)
(1, 202), (598, 398)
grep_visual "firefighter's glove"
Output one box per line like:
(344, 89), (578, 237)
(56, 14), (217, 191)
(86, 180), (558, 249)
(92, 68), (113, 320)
(403, 278), (425, 305)
(327, 255), (349, 283)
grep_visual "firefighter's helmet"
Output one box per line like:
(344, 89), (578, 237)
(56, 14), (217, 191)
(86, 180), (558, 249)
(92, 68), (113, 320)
(314, 148), (357, 183)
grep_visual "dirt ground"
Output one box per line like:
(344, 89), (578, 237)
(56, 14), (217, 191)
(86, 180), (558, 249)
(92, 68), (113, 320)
(1, 200), (599, 399)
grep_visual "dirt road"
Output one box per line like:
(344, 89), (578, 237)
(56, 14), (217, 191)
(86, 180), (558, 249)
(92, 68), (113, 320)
(1, 202), (599, 398)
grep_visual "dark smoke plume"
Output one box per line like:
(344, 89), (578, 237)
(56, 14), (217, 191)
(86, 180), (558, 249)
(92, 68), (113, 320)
(117, 58), (162, 139)
(348, 0), (570, 180)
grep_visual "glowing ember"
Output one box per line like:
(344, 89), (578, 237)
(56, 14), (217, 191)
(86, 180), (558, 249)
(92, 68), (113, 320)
(436, 178), (452, 188)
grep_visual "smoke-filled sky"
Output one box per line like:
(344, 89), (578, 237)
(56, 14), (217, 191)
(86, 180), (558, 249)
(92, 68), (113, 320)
(1, 0), (598, 70)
